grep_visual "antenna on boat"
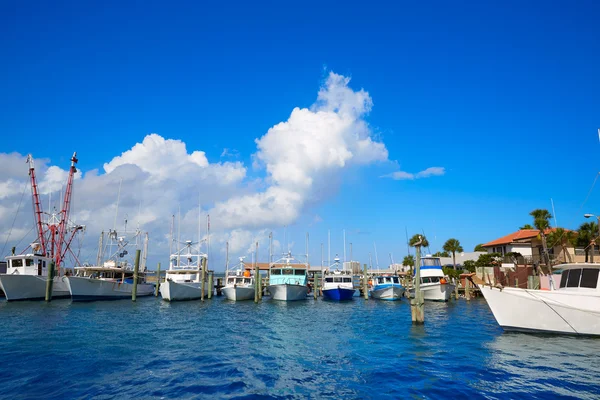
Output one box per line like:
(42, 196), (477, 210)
(269, 232), (273, 265)
(306, 232), (309, 267)
(405, 226), (411, 256)
(369, 252), (372, 272)
(207, 214), (210, 270)
(169, 215), (174, 268)
(225, 241), (229, 277)
(374, 242), (379, 269)
(551, 198), (558, 227)
(177, 207), (181, 268)
(343, 229), (346, 263)
(328, 229), (331, 267)
(113, 179), (122, 232)
(96, 231), (104, 267)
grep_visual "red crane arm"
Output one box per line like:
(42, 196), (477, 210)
(27, 155), (47, 256)
(55, 152), (78, 267)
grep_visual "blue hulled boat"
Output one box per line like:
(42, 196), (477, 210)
(322, 256), (355, 301)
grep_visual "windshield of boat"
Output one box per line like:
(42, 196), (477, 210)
(560, 268), (599, 289)
(422, 258), (441, 267)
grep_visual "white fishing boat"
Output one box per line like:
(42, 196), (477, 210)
(160, 240), (212, 301)
(268, 252), (309, 301)
(222, 257), (255, 301)
(369, 274), (405, 300)
(0, 153), (84, 301)
(66, 228), (154, 301)
(322, 255), (355, 301)
(479, 263), (600, 336)
(408, 256), (454, 302)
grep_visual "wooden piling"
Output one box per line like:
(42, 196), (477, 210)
(454, 278), (459, 300)
(45, 261), (55, 302)
(254, 263), (260, 303)
(155, 262), (161, 297)
(258, 275), (262, 300)
(411, 241), (424, 324)
(515, 277), (519, 288)
(216, 278), (223, 296)
(208, 272), (213, 299)
(465, 277), (471, 301)
(313, 273), (318, 299)
(132, 249), (141, 301)
(201, 257), (206, 301)
(363, 264), (368, 300)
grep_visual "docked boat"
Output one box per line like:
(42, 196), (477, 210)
(268, 252), (309, 301)
(322, 255), (355, 301)
(408, 256), (454, 302)
(0, 153), (82, 301)
(160, 239), (212, 301)
(369, 274), (405, 300)
(66, 229), (154, 301)
(479, 263), (600, 336)
(222, 257), (255, 301)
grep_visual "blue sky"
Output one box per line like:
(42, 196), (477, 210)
(1, 1), (599, 268)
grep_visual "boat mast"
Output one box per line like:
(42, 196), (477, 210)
(177, 208), (181, 268)
(374, 243), (379, 269)
(96, 231), (104, 267)
(225, 241), (229, 277)
(269, 232), (273, 265)
(343, 229), (346, 263)
(207, 214), (210, 270)
(306, 232), (309, 267)
(141, 232), (148, 272)
(55, 152), (78, 271)
(27, 154), (47, 256)
(169, 214), (174, 270)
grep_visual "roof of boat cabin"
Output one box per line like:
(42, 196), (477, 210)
(553, 263), (600, 270)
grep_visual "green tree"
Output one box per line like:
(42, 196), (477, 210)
(530, 209), (552, 267)
(443, 238), (464, 270)
(462, 260), (476, 273)
(520, 224), (534, 229)
(546, 228), (575, 263)
(474, 244), (486, 252)
(577, 222), (598, 262)
(402, 255), (415, 267)
(432, 251), (450, 257)
(442, 266), (461, 280)
(475, 252), (501, 278)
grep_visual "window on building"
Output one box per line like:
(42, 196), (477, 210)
(580, 269), (599, 289)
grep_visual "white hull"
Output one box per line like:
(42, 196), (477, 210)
(160, 280), (213, 301)
(0, 274), (70, 301)
(268, 284), (307, 301)
(222, 285), (255, 301)
(480, 285), (600, 336)
(370, 285), (405, 300)
(409, 283), (454, 301)
(66, 276), (154, 301)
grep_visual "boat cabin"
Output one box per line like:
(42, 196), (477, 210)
(558, 265), (600, 291)
(5, 254), (52, 277)
(421, 256), (443, 268)
(269, 266), (307, 286)
(324, 275), (353, 284)
(374, 275), (401, 285)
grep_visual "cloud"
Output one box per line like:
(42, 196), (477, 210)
(383, 166), (446, 180)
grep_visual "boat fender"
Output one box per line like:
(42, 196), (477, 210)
(440, 278), (447, 285)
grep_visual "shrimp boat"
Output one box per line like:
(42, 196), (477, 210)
(222, 257), (255, 301)
(65, 228), (154, 301)
(369, 274), (405, 300)
(322, 255), (355, 301)
(408, 256), (454, 302)
(0, 153), (84, 301)
(479, 263), (600, 336)
(268, 251), (309, 301)
(160, 239), (212, 301)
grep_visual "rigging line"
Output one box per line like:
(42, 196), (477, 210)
(579, 172), (600, 212)
(1, 182), (29, 257)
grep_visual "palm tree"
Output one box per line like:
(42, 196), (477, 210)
(520, 224), (534, 230)
(402, 255), (415, 274)
(577, 222), (598, 262)
(409, 234), (429, 248)
(546, 228), (575, 263)
(530, 209), (552, 267)
(474, 244), (486, 252)
(443, 238), (463, 270)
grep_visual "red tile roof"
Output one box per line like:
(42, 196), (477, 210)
(483, 228), (569, 247)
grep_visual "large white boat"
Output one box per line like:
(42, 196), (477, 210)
(66, 229), (154, 301)
(160, 239), (212, 301)
(408, 256), (454, 302)
(322, 255), (355, 301)
(268, 252), (309, 301)
(479, 263), (600, 336)
(0, 153), (84, 301)
(222, 257), (255, 301)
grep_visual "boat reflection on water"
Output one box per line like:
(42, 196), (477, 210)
(481, 333), (600, 397)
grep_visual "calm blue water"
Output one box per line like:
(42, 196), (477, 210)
(1, 296), (599, 399)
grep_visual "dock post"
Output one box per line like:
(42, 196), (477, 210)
(454, 278), (459, 300)
(313, 273), (318, 299)
(411, 239), (424, 324)
(363, 264), (368, 300)
(254, 263), (260, 303)
(201, 257), (206, 301)
(465, 276), (471, 301)
(208, 272), (213, 299)
(515, 277), (519, 288)
(132, 249), (140, 301)
(216, 278), (223, 296)
(258, 274), (263, 300)
(45, 261), (55, 302)
(155, 262), (161, 297)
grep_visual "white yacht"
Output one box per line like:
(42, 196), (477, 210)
(222, 257), (255, 301)
(0, 153), (82, 301)
(66, 229), (154, 301)
(409, 256), (454, 302)
(160, 240), (212, 301)
(268, 252), (308, 301)
(369, 274), (405, 300)
(479, 263), (600, 336)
